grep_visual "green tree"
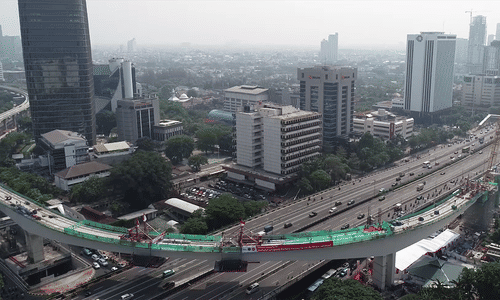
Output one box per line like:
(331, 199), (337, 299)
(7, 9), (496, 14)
(309, 170), (331, 192)
(196, 128), (218, 153)
(109, 151), (172, 209)
(188, 154), (208, 172)
(218, 133), (234, 154)
(70, 176), (106, 203)
(136, 137), (157, 152)
(243, 200), (267, 217)
(180, 210), (208, 234)
(205, 193), (245, 230)
(312, 278), (383, 300)
(164, 135), (195, 164)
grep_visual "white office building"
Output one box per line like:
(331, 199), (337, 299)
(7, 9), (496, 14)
(320, 33), (338, 65)
(223, 85), (269, 112)
(353, 109), (414, 140)
(404, 32), (456, 113)
(227, 103), (322, 191)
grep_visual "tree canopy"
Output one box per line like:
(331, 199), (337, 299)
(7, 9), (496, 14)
(188, 154), (208, 172)
(0, 167), (60, 204)
(164, 135), (195, 164)
(70, 176), (106, 203)
(109, 151), (172, 209)
(312, 278), (383, 300)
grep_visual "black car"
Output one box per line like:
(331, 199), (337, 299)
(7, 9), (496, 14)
(347, 200), (355, 205)
(85, 291), (92, 296)
(418, 217), (424, 221)
(284, 223), (293, 228)
(416, 195), (423, 200)
(357, 213), (365, 219)
(390, 221), (403, 226)
(309, 212), (317, 217)
(341, 224), (350, 230)
(378, 196), (385, 201)
(335, 201), (342, 206)
(409, 172), (414, 176)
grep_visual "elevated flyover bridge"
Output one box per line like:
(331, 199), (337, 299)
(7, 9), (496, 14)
(0, 177), (489, 289)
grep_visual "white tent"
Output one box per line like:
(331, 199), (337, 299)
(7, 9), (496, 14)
(396, 229), (460, 271)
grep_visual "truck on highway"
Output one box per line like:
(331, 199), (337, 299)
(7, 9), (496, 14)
(417, 183), (424, 191)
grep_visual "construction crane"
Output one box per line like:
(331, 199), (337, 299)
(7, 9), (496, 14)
(465, 10), (489, 24)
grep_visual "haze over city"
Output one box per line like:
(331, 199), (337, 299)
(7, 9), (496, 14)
(1, 0), (500, 49)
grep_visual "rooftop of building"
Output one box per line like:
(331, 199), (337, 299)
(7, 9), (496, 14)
(355, 109), (413, 122)
(41, 130), (87, 146)
(93, 141), (131, 154)
(164, 198), (204, 214)
(224, 85), (268, 95)
(117, 208), (158, 221)
(208, 109), (234, 121)
(222, 162), (298, 185)
(157, 120), (183, 127)
(54, 161), (112, 179)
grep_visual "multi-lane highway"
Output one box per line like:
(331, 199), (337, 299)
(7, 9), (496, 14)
(75, 127), (497, 300)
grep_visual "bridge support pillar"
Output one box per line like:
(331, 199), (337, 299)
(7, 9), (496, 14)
(372, 253), (395, 291)
(25, 232), (44, 263)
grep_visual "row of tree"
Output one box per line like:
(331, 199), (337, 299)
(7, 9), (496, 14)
(298, 153), (351, 194)
(181, 194), (267, 234)
(0, 167), (61, 204)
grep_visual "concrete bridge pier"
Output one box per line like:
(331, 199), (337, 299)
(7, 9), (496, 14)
(372, 253), (395, 291)
(25, 232), (44, 263)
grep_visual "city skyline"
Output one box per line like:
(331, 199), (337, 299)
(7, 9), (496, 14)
(1, 0), (500, 49)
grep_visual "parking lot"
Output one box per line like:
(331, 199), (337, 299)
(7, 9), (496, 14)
(179, 179), (270, 206)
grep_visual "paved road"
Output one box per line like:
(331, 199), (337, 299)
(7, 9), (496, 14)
(75, 127), (497, 300)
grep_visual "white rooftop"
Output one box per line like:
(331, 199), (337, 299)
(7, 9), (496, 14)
(165, 198), (204, 214)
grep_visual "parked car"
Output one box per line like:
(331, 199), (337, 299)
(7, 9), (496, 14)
(92, 262), (100, 269)
(99, 258), (108, 266)
(91, 254), (99, 261)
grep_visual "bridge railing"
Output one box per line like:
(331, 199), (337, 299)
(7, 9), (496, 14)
(80, 220), (128, 234)
(399, 190), (461, 221)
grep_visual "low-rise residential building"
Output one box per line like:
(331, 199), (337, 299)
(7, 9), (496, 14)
(353, 109), (414, 139)
(54, 161), (112, 191)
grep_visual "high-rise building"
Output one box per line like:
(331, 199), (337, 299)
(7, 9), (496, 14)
(320, 33), (338, 65)
(483, 40), (500, 76)
(404, 32), (456, 114)
(0, 24), (22, 59)
(127, 38), (137, 53)
(223, 85), (269, 112)
(455, 38), (469, 64)
(496, 23), (500, 41)
(297, 65), (356, 147)
(488, 34), (495, 46)
(18, 0), (96, 145)
(115, 95), (160, 144)
(462, 75), (500, 111)
(467, 15), (487, 74)
(0, 62), (4, 82)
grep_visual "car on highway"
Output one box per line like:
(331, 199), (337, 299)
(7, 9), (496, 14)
(163, 281), (175, 290)
(390, 221), (403, 226)
(347, 200), (355, 205)
(341, 224), (350, 230)
(392, 182), (398, 187)
(246, 283), (260, 295)
(163, 269), (175, 278)
(379, 188), (387, 193)
(454, 151), (458, 154)
(85, 291), (92, 297)
(479, 150), (483, 154)
(409, 172), (414, 176)
(329, 207), (337, 213)
(440, 172), (446, 175)
(309, 212), (318, 217)
(121, 293), (134, 300)
(284, 222), (293, 228)
(92, 262), (100, 269)
(396, 177), (401, 181)
(418, 217), (424, 221)
(417, 195), (423, 200)
(357, 213), (365, 219)
(335, 201), (342, 206)
(378, 196), (385, 201)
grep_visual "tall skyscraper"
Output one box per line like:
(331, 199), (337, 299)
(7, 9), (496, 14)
(467, 15), (487, 74)
(455, 38), (469, 64)
(483, 40), (500, 76)
(297, 65), (357, 147)
(404, 32), (456, 113)
(488, 34), (495, 46)
(320, 33), (338, 64)
(496, 23), (500, 41)
(19, 0), (96, 145)
(127, 38), (137, 53)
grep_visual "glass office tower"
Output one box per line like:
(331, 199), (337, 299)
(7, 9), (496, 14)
(19, 0), (96, 145)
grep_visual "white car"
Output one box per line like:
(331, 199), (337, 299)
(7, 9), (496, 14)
(111, 266), (118, 271)
(91, 254), (99, 261)
(99, 258), (108, 266)
(329, 207), (337, 213)
(93, 262), (100, 269)
(121, 293), (134, 300)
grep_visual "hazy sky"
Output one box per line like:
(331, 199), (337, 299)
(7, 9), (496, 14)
(1, 0), (500, 49)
